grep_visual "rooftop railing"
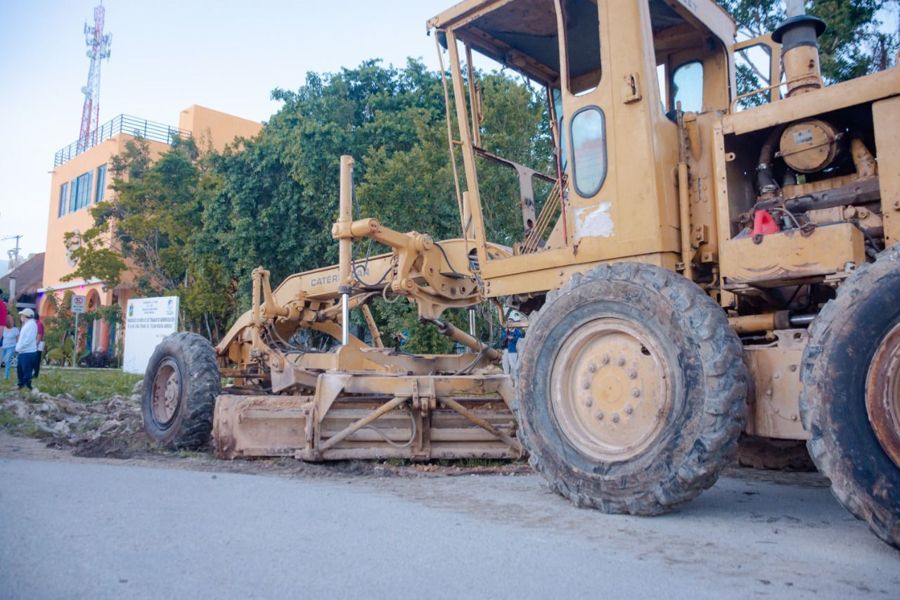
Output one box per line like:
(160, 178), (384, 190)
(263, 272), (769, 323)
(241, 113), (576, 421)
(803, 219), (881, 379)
(53, 114), (190, 167)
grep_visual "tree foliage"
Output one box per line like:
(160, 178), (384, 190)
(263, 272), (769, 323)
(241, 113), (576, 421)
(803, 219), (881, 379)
(65, 1), (897, 346)
(65, 136), (238, 337)
(720, 0), (897, 83)
(68, 60), (546, 347)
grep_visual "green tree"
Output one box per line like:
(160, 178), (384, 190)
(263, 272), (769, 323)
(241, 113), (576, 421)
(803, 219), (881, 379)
(204, 60), (549, 348)
(720, 0), (897, 83)
(66, 59), (554, 349)
(65, 136), (239, 337)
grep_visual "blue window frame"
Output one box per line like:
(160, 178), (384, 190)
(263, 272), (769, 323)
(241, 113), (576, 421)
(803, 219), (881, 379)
(58, 182), (69, 217)
(68, 179), (77, 212)
(71, 171), (93, 211)
(95, 164), (107, 203)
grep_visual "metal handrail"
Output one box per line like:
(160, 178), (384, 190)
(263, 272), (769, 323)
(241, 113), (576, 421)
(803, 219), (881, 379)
(53, 114), (190, 167)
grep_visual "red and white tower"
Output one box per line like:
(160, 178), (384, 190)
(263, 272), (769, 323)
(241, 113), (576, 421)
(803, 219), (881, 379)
(77, 4), (112, 152)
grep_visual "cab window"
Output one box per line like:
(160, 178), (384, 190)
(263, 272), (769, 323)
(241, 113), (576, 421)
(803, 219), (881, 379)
(562, 0), (601, 95)
(672, 61), (704, 113)
(570, 107), (606, 197)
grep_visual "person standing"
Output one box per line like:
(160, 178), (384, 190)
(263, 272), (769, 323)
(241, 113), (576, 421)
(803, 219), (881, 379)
(2, 315), (18, 380)
(0, 292), (7, 340)
(15, 308), (39, 391)
(501, 324), (524, 378)
(33, 314), (44, 379)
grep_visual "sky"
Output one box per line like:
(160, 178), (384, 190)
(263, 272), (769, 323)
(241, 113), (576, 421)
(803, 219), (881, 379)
(0, 0), (453, 258)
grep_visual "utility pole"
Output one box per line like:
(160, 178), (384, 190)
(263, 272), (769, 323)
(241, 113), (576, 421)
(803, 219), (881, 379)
(2, 235), (22, 271)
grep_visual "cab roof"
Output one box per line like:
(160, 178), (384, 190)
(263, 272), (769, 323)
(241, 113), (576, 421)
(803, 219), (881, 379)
(428, 0), (736, 85)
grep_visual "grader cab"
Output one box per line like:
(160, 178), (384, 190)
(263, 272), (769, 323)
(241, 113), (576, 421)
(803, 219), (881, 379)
(142, 0), (900, 548)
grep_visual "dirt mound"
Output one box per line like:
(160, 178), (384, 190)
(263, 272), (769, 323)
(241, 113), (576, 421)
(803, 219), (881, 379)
(0, 380), (154, 458)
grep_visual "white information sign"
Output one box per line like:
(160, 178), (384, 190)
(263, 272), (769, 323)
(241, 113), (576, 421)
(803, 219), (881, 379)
(71, 295), (87, 314)
(123, 297), (180, 375)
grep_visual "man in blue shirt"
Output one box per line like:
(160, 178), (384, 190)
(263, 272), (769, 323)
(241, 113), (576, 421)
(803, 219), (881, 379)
(502, 324), (524, 377)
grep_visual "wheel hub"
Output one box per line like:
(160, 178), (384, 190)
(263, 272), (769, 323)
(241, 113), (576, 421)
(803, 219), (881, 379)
(866, 322), (900, 467)
(151, 358), (181, 428)
(551, 318), (673, 462)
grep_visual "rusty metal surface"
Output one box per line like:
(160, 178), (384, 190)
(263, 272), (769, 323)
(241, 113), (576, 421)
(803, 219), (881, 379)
(150, 358), (180, 427)
(866, 322), (900, 467)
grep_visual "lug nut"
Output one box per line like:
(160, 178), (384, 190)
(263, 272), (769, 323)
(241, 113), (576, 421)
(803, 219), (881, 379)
(602, 355), (610, 365)
(589, 363), (598, 373)
(617, 357), (626, 367)
(595, 411), (605, 421)
(625, 405), (634, 415)
(582, 381), (591, 390)
(612, 413), (620, 423)
(631, 389), (641, 398)
(584, 399), (593, 408)
(628, 369), (638, 380)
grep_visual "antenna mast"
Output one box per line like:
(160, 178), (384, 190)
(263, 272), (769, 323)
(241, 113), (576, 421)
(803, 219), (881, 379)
(77, 4), (112, 152)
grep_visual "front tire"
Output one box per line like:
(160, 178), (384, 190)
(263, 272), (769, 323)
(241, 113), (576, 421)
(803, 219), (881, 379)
(142, 332), (220, 449)
(801, 247), (900, 548)
(517, 263), (747, 515)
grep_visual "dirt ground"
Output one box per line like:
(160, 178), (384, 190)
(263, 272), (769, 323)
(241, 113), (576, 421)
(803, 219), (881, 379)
(0, 381), (531, 479)
(0, 382), (827, 485)
(0, 380), (828, 487)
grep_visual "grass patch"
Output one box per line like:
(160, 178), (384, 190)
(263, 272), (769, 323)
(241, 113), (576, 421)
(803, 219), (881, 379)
(0, 368), (142, 403)
(0, 407), (41, 438)
(0, 407), (25, 428)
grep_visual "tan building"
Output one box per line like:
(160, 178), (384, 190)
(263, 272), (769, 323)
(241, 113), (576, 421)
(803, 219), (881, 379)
(40, 105), (261, 354)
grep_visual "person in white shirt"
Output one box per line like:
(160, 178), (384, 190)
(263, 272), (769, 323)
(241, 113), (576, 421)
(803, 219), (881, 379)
(1, 315), (18, 380)
(15, 308), (39, 390)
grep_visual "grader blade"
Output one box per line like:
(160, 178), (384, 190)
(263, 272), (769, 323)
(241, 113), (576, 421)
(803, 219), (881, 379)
(213, 373), (522, 461)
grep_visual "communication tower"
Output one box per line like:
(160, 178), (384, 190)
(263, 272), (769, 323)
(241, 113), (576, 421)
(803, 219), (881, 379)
(77, 4), (112, 152)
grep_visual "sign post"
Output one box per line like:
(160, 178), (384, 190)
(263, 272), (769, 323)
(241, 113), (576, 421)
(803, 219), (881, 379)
(70, 295), (86, 368)
(123, 297), (179, 374)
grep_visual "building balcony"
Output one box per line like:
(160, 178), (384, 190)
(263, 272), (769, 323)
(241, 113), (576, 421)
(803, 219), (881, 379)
(53, 114), (190, 167)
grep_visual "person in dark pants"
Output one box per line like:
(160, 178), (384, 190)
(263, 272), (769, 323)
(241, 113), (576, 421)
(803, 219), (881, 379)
(15, 309), (39, 391)
(32, 315), (44, 379)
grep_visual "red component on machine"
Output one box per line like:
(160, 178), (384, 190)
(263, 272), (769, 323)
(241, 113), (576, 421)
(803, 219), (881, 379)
(751, 210), (780, 241)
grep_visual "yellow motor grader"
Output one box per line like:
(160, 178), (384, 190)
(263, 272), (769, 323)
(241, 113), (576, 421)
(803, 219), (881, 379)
(142, 0), (900, 548)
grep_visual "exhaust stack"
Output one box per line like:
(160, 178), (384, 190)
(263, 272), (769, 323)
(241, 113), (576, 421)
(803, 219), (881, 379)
(772, 2), (827, 97)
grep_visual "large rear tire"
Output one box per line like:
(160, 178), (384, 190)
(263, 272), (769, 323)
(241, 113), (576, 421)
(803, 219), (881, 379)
(801, 247), (900, 549)
(142, 332), (220, 449)
(517, 263), (747, 515)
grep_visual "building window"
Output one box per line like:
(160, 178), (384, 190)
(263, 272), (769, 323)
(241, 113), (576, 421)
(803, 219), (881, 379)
(95, 164), (107, 203)
(68, 179), (77, 213)
(73, 171), (93, 211)
(58, 182), (69, 217)
(570, 106), (607, 197)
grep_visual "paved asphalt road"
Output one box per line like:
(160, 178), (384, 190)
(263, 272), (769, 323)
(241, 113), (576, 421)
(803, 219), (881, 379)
(0, 456), (897, 599)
